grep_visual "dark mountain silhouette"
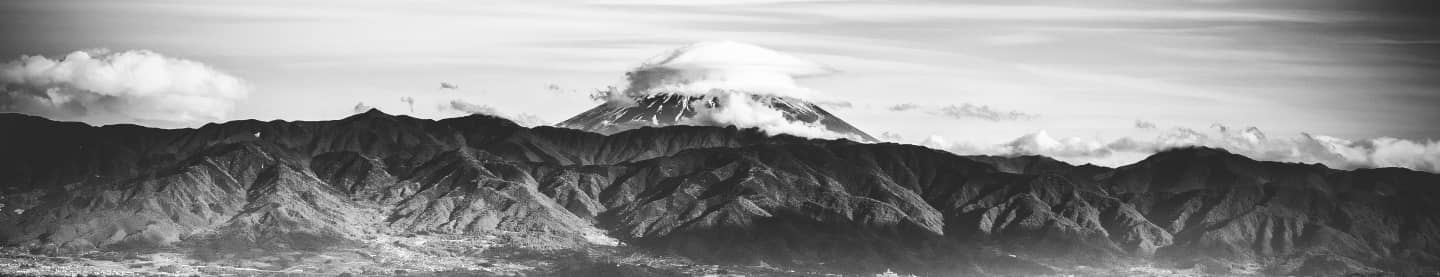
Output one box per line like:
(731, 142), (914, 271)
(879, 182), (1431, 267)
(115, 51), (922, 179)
(0, 110), (1436, 276)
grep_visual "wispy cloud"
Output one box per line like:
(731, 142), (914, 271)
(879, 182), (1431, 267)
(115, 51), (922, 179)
(1135, 120), (1157, 129)
(352, 102), (374, 114)
(888, 103), (920, 111)
(935, 103), (1038, 122)
(886, 102), (1038, 122)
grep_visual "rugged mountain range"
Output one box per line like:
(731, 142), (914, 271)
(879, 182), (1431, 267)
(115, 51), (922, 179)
(1, 110), (1437, 276)
(557, 93), (879, 142)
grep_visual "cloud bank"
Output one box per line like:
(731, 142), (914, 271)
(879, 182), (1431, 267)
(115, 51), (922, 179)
(924, 124), (1440, 173)
(0, 49), (249, 127)
(687, 93), (848, 140)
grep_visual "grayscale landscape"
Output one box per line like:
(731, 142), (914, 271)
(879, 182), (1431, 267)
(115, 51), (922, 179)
(1, 1), (1438, 276)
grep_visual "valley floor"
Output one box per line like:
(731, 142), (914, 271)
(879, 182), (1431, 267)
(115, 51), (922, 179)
(0, 233), (840, 277)
(0, 233), (1274, 277)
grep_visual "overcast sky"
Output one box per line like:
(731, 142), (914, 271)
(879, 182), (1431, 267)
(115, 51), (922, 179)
(2, 0), (1438, 170)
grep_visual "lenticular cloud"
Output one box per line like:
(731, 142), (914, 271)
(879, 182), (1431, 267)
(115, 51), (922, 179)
(618, 41), (837, 100)
(0, 49), (249, 127)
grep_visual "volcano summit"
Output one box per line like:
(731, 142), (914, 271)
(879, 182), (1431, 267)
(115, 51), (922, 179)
(558, 41), (878, 142)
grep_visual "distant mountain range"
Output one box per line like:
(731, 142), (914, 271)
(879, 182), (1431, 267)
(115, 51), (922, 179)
(1, 110), (1437, 276)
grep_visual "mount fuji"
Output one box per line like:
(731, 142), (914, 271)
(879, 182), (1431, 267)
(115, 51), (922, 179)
(556, 41), (879, 142)
(557, 93), (879, 142)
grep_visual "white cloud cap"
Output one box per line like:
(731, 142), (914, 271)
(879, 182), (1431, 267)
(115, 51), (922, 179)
(622, 41), (836, 100)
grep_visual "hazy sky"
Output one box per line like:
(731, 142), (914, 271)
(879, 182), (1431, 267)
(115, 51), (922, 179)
(2, 0), (1438, 169)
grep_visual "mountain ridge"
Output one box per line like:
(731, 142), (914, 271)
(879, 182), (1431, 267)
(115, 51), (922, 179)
(1, 110), (1437, 276)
